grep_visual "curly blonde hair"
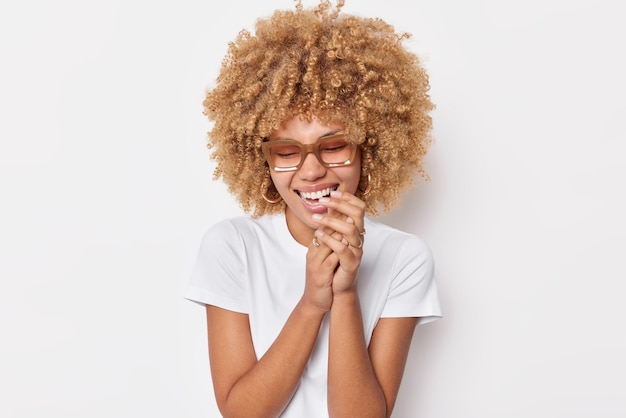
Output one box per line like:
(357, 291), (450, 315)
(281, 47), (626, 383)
(203, 0), (434, 216)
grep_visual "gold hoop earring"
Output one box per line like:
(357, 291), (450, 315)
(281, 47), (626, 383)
(261, 177), (282, 204)
(358, 173), (371, 196)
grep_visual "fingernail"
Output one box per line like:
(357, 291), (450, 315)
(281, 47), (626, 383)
(346, 217), (354, 224)
(315, 229), (324, 237)
(330, 190), (342, 197)
(318, 197), (330, 203)
(312, 214), (323, 221)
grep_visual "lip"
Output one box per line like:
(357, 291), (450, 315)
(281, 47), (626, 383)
(294, 183), (338, 194)
(299, 197), (327, 214)
(294, 183), (339, 214)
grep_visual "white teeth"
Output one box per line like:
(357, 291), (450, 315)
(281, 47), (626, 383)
(299, 187), (334, 200)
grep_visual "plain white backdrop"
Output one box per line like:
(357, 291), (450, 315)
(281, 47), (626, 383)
(1, 0), (625, 417)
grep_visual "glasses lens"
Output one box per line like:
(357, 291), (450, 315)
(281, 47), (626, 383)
(268, 142), (302, 169)
(318, 136), (352, 165)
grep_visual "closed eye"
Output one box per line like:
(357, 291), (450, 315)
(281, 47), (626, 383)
(321, 144), (347, 152)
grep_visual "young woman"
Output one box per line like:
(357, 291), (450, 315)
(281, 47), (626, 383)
(186, 1), (442, 417)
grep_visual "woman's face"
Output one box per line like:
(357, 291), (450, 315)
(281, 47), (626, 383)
(266, 115), (361, 244)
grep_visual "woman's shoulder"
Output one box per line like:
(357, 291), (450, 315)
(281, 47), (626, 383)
(364, 217), (431, 255)
(203, 213), (281, 239)
(365, 217), (424, 240)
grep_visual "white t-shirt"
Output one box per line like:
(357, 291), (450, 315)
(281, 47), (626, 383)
(185, 213), (441, 417)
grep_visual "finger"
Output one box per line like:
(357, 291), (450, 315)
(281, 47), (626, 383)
(315, 230), (362, 282)
(310, 206), (344, 240)
(308, 234), (335, 260)
(312, 215), (363, 250)
(330, 190), (367, 211)
(318, 192), (366, 233)
(307, 236), (340, 276)
(345, 217), (366, 241)
(319, 194), (364, 218)
(314, 229), (353, 255)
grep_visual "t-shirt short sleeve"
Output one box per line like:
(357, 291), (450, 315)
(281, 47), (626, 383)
(184, 220), (248, 313)
(380, 235), (442, 324)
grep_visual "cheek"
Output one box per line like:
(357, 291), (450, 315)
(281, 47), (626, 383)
(336, 166), (362, 192)
(269, 172), (294, 191)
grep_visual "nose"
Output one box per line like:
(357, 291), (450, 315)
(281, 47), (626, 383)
(298, 151), (327, 181)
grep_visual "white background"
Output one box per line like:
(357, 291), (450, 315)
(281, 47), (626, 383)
(1, 0), (624, 417)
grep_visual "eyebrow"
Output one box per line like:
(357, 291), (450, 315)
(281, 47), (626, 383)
(272, 130), (344, 142)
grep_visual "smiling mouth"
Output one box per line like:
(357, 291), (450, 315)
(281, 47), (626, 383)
(297, 185), (338, 203)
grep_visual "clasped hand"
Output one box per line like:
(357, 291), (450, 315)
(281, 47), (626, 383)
(304, 190), (366, 313)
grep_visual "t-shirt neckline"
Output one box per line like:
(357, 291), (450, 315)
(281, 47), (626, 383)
(270, 212), (308, 257)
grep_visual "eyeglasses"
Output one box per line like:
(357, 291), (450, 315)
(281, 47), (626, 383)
(261, 134), (358, 172)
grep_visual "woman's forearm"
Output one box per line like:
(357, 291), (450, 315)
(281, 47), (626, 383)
(217, 300), (326, 418)
(327, 290), (387, 418)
